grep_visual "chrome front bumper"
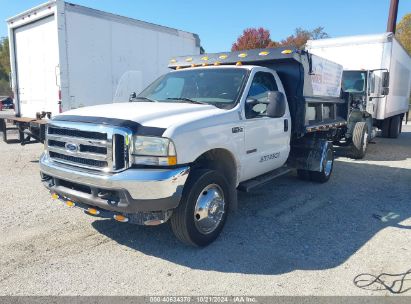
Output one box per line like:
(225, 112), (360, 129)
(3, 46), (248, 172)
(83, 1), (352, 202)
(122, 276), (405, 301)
(39, 153), (190, 213)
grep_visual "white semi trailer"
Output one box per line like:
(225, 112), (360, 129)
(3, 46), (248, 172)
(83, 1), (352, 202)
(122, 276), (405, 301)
(1, 0), (200, 144)
(306, 33), (411, 139)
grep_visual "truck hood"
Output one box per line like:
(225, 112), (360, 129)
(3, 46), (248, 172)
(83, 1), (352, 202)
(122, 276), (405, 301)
(55, 102), (226, 129)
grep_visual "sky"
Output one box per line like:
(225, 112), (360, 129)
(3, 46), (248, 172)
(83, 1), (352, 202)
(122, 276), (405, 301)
(0, 0), (410, 53)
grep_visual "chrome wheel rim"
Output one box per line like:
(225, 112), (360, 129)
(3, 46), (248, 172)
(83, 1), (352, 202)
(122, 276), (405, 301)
(324, 149), (333, 177)
(194, 184), (225, 235)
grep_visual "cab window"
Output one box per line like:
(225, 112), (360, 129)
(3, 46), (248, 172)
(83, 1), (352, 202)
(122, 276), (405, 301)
(246, 72), (278, 119)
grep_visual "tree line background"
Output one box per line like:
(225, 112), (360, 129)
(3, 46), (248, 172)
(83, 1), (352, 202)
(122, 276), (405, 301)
(0, 14), (410, 97)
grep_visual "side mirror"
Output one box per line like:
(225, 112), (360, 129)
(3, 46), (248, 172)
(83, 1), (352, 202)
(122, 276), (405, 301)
(381, 71), (389, 95)
(129, 92), (137, 102)
(266, 91), (286, 118)
(382, 71), (389, 88)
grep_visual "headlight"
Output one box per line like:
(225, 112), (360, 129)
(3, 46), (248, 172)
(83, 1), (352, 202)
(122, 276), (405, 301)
(132, 136), (177, 166)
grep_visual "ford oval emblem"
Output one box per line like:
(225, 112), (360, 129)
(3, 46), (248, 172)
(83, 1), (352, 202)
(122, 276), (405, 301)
(65, 143), (79, 153)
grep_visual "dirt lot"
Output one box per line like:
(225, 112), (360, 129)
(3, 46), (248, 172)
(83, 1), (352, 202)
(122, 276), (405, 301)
(0, 125), (410, 296)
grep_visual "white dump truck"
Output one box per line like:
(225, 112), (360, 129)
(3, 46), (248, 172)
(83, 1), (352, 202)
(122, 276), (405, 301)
(306, 33), (411, 140)
(1, 0), (200, 144)
(40, 48), (350, 246)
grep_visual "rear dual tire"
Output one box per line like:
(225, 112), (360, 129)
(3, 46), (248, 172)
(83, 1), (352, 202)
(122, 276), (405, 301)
(297, 145), (334, 183)
(381, 115), (402, 139)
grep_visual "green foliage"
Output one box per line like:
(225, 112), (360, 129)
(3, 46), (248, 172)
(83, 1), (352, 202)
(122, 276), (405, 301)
(0, 37), (11, 96)
(396, 13), (411, 55)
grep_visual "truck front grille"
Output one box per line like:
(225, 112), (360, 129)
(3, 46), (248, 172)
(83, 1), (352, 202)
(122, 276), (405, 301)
(48, 127), (107, 140)
(46, 122), (131, 172)
(49, 151), (108, 168)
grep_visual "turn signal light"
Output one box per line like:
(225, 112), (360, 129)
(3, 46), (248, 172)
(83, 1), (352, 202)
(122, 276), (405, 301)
(51, 193), (59, 200)
(113, 215), (129, 223)
(168, 156), (177, 166)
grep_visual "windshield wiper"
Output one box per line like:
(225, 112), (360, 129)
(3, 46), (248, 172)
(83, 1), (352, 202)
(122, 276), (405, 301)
(130, 96), (158, 103)
(166, 97), (209, 105)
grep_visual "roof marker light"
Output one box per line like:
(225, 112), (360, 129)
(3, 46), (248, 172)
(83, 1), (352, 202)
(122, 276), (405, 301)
(214, 62), (221, 66)
(66, 201), (75, 207)
(176, 66), (181, 70)
(201, 56), (209, 61)
(185, 57), (193, 62)
(170, 59), (177, 63)
(281, 49), (293, 54)
(202, 63), (207, 66)
(219, 54), (228, 59)
(86, 208), (100, 215)
(238, 53), (247, 58)
(259, 51), (270, 56)
(236, 61), (242, 66)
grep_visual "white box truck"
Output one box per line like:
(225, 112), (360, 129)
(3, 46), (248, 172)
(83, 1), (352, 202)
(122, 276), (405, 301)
(1, 0), (200, 144)
(306, 33), (411, 139)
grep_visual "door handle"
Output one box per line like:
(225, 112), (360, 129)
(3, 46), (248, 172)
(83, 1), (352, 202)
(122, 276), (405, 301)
(284, 119), (289, 132)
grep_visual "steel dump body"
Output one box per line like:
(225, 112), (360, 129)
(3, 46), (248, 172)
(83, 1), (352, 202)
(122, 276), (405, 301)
(168, 47), (347, 138)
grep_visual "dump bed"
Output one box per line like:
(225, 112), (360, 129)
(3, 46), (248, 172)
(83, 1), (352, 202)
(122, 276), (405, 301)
(168, 47), (346, 137)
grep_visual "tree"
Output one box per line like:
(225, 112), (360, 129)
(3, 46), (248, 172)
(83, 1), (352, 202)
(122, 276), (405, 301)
(279, 27), (329, 49)
(231, 27), (329, 52)
(231, 27), (278, 51)
(396, 13), (411, 55)
(0, 37), (10, 79)
(0, 37), (12, 96)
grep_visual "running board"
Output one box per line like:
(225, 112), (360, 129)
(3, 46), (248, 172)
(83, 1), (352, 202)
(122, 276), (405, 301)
(238, 167), (292, 192)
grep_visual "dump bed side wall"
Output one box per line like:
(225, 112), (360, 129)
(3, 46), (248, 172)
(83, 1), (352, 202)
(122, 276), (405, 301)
(262, 55), (346, 137)
(63, 3), (200, 111)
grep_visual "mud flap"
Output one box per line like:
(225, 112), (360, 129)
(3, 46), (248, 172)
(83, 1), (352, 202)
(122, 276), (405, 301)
(289, 138), (332, 172)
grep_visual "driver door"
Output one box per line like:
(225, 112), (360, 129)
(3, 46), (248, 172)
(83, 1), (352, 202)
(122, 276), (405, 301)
(241, 69), (290, 181)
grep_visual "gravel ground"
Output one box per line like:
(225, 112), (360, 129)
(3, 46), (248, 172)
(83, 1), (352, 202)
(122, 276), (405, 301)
(0, 124), (410, 296)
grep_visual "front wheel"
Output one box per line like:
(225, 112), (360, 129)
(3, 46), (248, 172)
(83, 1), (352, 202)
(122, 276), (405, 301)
(170, 169), (230, 247)
(351, 122), (368, 159)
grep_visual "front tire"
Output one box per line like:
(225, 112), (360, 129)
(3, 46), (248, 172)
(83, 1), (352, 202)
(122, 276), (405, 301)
(351, 122), (368, 159)
(170, 169), (230, 247)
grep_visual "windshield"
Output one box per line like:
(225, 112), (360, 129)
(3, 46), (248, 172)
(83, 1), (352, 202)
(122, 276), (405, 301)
(137, 68), (248, 109)
(342, 71), (367, 93)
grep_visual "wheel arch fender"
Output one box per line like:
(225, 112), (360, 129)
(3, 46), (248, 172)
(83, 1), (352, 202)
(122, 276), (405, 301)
(190, 148), (239, 211)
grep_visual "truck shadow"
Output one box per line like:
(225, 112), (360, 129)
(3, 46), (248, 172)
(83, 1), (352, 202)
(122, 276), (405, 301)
(334, 128), (411, 161)
(92, 161), (411, 275)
